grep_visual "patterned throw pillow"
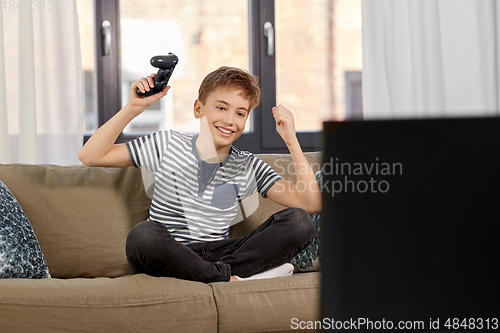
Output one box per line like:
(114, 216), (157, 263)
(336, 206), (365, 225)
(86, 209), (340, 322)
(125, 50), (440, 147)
(291, 171), (322, 272)
(0, 180), (51, 279)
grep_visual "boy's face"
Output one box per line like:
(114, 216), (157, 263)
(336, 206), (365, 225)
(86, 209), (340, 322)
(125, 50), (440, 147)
(194, 86), (250, 155)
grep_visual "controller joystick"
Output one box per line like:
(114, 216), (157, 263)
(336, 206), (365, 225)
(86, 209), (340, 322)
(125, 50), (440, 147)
(136, 53), (178, 97)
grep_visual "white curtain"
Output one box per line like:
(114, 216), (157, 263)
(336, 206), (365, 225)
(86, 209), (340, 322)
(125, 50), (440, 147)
(362, 0), (500, 119)
(0, 1), (83, 165)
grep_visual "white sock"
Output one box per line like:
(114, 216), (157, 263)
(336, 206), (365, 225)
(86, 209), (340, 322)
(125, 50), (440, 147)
(235, 263), (294, 281)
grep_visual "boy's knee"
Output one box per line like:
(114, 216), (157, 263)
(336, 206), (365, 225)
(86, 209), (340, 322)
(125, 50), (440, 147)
(285, 207), (315, 244)
(126, 220), (166, 256)
(127, 221), (151, 244)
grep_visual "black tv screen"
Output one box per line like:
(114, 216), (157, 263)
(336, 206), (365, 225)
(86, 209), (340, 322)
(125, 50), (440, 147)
(321, 117), (500, 332)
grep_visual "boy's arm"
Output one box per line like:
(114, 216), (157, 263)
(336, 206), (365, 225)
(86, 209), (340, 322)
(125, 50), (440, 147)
(78, 74), (170, 167)
(265, 104), (322, 214)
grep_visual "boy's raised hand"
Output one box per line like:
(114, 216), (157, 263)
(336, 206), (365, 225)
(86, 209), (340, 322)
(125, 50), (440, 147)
(272, 104), (299, 147)
(128, 73), (170, 111)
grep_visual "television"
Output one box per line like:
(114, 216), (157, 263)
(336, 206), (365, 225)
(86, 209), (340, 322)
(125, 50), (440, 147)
(321, 117), (499, 332)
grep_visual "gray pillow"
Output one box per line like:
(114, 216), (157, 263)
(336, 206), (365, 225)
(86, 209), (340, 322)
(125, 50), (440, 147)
(291, 171), (322, 272)
(0, 180), (51, 278)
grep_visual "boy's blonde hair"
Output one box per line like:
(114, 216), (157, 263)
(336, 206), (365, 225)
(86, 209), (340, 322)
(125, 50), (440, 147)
(198, 66), (261, 111)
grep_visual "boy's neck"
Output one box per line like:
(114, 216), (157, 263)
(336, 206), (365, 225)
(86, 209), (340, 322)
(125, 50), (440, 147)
(195, 116), (230, 163)
(195, 136), (229, 164)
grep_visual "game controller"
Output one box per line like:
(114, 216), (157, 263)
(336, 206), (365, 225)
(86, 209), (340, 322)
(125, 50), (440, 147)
(136, 53), (179, 97)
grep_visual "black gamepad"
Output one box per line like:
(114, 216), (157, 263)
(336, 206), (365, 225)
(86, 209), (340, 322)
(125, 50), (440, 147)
(136, 53), (179, 97)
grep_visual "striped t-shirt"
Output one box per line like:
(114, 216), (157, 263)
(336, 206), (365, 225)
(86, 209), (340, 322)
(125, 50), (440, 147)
(126, 129), (282, 244)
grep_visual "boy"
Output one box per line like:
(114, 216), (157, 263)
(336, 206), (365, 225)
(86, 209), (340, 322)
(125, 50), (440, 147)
(79, 66), (321, 282)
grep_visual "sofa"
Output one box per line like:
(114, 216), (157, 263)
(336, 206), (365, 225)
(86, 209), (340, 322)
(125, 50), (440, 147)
(0, 152), (322, 333)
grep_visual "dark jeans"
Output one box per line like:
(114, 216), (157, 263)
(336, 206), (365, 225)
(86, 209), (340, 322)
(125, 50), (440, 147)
(125, 207), (315, 283)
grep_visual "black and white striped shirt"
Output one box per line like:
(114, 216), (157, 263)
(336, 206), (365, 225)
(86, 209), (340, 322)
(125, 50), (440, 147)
(126, 129), (282, 244)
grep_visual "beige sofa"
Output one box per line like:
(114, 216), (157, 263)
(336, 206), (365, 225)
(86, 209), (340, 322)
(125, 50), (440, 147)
(0, 152), (321, 333)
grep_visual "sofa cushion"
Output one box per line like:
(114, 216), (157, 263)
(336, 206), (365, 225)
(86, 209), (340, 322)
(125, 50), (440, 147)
(211, 272), (320, 333)
(230, 152), (322, 238)
(0, 274), (217, 332)
(0, 180), (51, 279)
(0, 164), (151, 278)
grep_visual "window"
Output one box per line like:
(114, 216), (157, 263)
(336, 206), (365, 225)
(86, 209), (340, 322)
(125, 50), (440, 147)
(276, 0), (335, 132)
(78, 0), (362, 153)
(119, 0), (250, 135)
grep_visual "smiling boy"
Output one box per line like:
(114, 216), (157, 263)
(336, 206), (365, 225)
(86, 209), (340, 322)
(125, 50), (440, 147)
(79, 66), (321, 282)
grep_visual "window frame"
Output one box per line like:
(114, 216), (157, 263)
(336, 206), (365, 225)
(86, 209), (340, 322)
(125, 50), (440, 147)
(93, 0), (122, 136)
(88, 0), (321, 152)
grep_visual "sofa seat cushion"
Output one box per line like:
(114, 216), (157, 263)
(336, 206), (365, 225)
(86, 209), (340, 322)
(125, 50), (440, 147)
(210, 272), (320, 333)
(0, 274), (217, 332)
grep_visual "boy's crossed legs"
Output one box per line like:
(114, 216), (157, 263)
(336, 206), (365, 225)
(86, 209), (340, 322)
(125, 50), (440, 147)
(125, 207), (315, 283)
